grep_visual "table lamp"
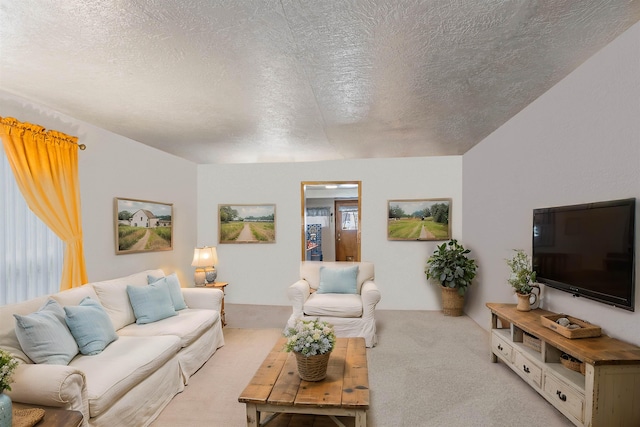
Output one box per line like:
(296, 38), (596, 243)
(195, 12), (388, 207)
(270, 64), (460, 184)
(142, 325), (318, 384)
(191, 246), (218, 286)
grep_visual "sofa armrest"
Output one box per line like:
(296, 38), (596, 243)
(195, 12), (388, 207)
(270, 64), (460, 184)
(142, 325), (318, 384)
(286, 280), (310, 328)
(361, 280), (381, 319)
(8, 363), (88, 421)
(182, 287), (223, 312)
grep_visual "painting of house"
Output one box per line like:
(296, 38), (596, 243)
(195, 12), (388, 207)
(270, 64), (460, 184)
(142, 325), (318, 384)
(115, 198), (173, 254)
(130, 209), (159, 228)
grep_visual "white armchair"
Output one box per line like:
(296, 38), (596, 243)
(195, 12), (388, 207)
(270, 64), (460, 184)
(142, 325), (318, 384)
(286, 261), (381, 347)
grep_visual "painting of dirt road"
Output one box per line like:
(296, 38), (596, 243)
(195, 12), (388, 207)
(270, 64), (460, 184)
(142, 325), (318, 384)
(219, 204), (276, 244)
(387, 199), (451, 241)
(115, 198), (173, 254)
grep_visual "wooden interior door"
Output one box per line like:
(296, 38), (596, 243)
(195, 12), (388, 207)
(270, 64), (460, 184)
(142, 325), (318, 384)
(335, 200), (359, 261)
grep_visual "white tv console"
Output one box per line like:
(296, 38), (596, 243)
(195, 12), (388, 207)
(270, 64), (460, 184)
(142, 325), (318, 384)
(487, 303), (640, 427)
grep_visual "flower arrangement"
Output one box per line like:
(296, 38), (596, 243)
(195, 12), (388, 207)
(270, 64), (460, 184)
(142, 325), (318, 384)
(0, 349), (19, 393)
(506, 249), (537, 294)
(284, 319), (336, 357)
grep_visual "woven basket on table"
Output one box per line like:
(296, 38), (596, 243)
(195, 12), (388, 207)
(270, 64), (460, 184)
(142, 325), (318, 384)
(523, 332), (541, 353)
(294, 351), (331, 381)
(560, 353), (585, 375)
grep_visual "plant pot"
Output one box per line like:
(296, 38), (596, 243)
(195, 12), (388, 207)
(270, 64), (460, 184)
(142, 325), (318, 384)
(294, 351), (331, 381)
(516, 293), (532, 311)
(441, 287), (464, 316)
(0, 392), (11, 427)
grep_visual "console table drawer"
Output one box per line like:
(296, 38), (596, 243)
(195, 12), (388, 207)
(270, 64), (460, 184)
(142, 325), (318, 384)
(514, 351), (542, 388)
(491, 333), (513, 363)
(544, 373), (584, 423)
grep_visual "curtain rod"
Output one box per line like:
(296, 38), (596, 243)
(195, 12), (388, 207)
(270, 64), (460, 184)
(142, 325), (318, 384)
(1, 116), (87, 150)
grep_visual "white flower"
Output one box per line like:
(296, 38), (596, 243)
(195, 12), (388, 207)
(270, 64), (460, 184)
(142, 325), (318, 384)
(0, 349), (19, 392)
(284, 319), (336, 357)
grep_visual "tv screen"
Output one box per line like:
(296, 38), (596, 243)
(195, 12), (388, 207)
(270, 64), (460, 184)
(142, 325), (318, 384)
(532, 198), (636, 311)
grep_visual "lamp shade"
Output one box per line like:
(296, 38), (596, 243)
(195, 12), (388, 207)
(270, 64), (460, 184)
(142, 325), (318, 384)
(191, 246), (218, 268)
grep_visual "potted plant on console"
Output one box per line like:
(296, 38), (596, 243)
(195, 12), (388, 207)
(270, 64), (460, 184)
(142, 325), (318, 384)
(506, 249), (539, 311)
(425, 239), (478, 316)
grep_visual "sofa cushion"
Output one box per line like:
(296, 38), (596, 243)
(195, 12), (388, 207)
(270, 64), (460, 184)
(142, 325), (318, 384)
(51, 284), (100, 307)
(118, 308), (219, 348)
(64, 297), (118, 355)
(127, 281), (177, 324)
(317, 265), (358, 294)
(68, 335), (181, 417)
(148, 273), (188, 310)
(13, 299), (79, 365)
(0, 295), (49, 364)
(91, 271), (160, 330)
(303, 293), (363, 318)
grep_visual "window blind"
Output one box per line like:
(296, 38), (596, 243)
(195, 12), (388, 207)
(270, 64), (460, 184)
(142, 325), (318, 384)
(0, 146), (63, 304)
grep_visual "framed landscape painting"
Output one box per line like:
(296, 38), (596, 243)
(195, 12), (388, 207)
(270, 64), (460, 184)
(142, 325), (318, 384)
(387, 198), (451, 241)
(115, 197), (173, 254)
(219, 204), (276, 244)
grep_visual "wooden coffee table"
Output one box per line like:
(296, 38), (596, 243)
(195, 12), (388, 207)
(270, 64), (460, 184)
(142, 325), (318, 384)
(238, 337), (369, 427)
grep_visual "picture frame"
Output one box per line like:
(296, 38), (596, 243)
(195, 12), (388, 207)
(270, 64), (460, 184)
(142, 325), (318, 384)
(114, 197), (173, 254)
(219, 204), (276, 244)
(387, 198), (451, 241)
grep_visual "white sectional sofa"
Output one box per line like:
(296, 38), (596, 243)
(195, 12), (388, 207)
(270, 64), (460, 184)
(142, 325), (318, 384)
(0, 269), (225, 427)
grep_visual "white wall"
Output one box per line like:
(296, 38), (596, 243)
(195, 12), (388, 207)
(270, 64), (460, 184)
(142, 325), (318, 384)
(0, 92), (198, 286)
(462, 22), (640, 345)
(197, 156), (462, 308)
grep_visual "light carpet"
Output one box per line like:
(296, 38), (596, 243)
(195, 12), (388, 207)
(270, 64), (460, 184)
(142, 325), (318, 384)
(151, 305), (573, 427)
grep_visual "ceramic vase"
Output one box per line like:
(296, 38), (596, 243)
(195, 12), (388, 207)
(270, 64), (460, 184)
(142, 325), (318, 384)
(516, 286), (540, 312)
(516, 293), (532, 311)
(0, 392), (12, 427)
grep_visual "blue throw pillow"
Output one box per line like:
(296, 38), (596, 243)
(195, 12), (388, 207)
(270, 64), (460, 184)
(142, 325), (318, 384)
(147, 273), (187, 310)
(127, 281), (177, 324)
(317, 265), (359, 294)
(14, 299), (79, 365)
(64, 297), (118, 355)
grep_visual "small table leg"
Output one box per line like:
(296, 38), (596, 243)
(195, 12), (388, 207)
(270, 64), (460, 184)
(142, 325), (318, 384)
(245, 403), (259, 427)
(355, 410), (367, 427)
(489, 312), (499, 363)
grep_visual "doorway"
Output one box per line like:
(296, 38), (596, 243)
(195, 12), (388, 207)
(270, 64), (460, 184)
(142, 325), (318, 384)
(335, 200), (358, 261)
(301, 181), (361, 262)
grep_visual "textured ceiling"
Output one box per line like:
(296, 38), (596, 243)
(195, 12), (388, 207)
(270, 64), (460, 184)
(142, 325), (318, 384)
(1, 1), (639, 164)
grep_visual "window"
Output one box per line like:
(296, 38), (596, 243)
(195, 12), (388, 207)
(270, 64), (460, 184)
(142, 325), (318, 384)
(0, 146), (63, 304)
(339, 205), (358, 231)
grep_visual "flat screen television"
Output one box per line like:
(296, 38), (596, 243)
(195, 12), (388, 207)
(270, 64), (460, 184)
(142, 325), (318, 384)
(532, 198), (636, 311)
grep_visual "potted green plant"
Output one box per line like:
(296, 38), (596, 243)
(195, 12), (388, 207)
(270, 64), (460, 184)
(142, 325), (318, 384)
(506, 249), (539, 311)
(425, 239), (478, 316)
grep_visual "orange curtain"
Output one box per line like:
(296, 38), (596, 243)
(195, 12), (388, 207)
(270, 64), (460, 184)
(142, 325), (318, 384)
(0, 116), (87, 290)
